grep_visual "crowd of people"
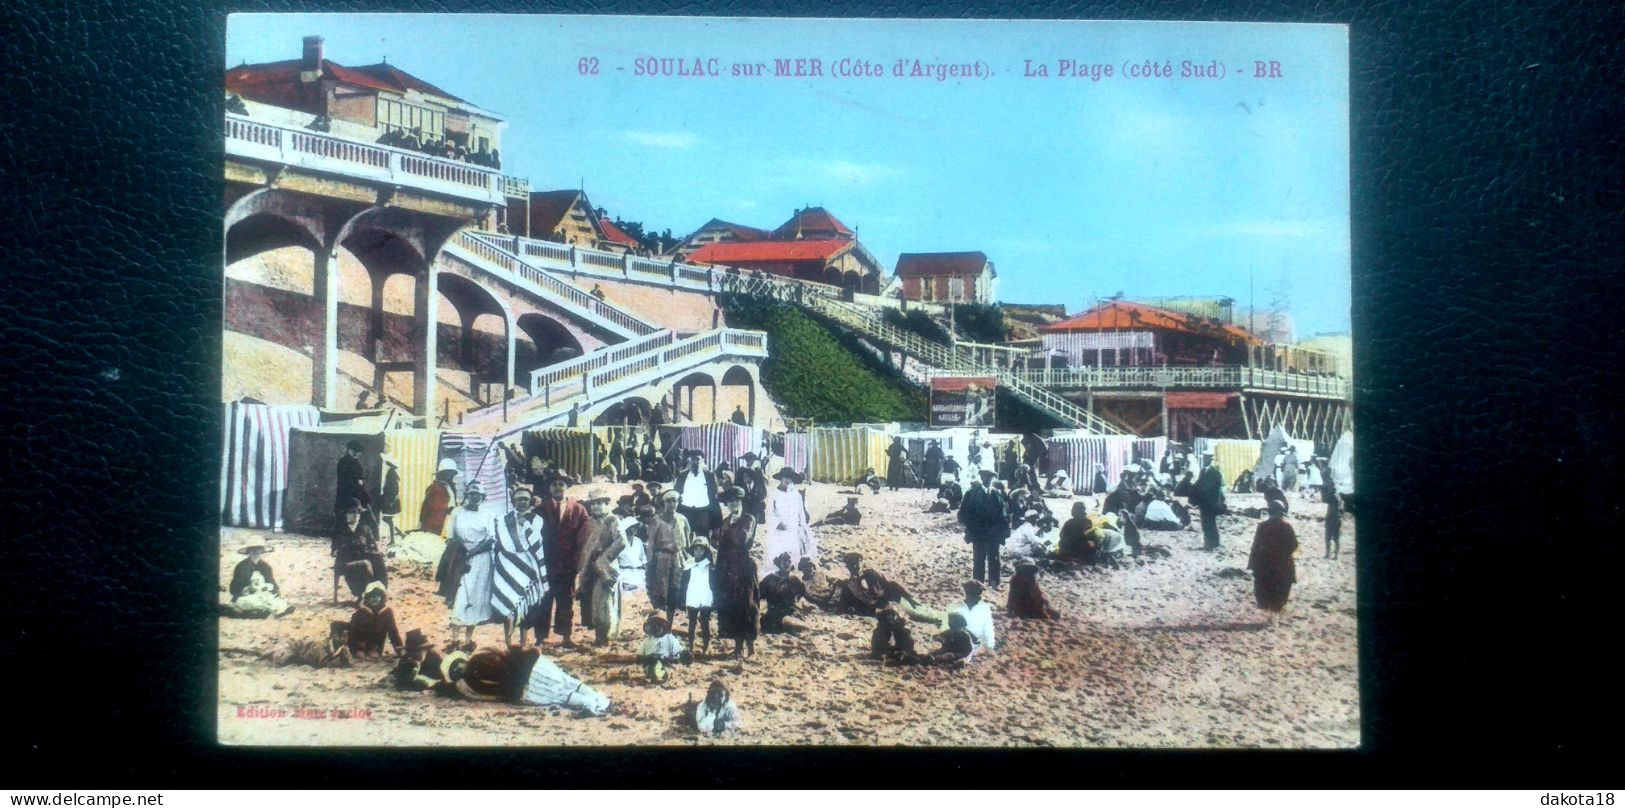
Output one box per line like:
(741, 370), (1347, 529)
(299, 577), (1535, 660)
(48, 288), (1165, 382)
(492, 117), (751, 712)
(374, 126), (502, 168)
(223, 429), (1348, 732)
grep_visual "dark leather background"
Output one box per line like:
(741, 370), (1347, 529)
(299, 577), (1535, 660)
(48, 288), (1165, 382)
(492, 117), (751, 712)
(1, 0), (1620, 786)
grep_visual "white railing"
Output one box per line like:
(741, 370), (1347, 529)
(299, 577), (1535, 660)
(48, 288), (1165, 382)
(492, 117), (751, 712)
(447, 233), (656, 338)
(225, 114), (502, 204)
(804, 296), (1125, 434)
(500, 175), (531, 198)
(1010, 366), (1351, 398)
(528, 329), (677, 397)
(465, 231), (945, 315)
(468, 326), (768, 436)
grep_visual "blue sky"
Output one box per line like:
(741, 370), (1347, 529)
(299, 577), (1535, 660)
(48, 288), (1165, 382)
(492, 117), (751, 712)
(229, 15), (1350, 336)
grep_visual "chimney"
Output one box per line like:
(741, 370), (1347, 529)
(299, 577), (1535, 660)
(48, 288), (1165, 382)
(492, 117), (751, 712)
(301, 36), (324, 73)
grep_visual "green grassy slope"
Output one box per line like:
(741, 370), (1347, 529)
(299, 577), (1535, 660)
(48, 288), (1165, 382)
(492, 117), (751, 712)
(721, 295), (925, 424)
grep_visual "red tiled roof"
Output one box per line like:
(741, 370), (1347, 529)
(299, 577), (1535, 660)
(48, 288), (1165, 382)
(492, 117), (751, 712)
(687, 239), (852, 265)
(599, 218), (639, 246)
(772, 207), (853, 239)
(1041, 300), (1262, 344)
(895, 251), (990, 278)
(225, 58), (465, 104)
(345, 63), (463, 102)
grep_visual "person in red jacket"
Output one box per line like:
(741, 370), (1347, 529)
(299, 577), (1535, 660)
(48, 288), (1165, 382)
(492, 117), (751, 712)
(537, 475), (592, 648)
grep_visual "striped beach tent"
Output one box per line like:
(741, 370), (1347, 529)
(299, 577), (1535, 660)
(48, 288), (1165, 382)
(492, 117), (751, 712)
(807, 427), (891, 483)
(523, 428), (598, 482)
(781, 432), (812, 476)
(1194, 437), (1263, 489)
(439, 433), (513, 518)
(220, 401), (320, 530)
(675, 423), (764, 469)
(384, 427), (441, 531)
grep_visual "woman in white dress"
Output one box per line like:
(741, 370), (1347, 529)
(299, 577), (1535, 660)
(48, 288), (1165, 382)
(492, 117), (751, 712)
(759, 468), (817, 580)
(448, 481), (498, 646)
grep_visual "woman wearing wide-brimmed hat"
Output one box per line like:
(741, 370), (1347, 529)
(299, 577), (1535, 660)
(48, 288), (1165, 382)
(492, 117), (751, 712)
(223, 544), (293, 619)
(711, 486), (759, 658)
(759, 467), (816, 580)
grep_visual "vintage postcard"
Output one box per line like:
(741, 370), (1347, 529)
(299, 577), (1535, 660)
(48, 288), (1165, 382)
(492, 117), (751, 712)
(219, 14), (1354, 747)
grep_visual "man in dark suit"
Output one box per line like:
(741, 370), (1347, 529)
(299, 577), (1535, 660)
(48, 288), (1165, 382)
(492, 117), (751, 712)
(1191, 450), (1226, 551)
(958, 469), (1009, 587)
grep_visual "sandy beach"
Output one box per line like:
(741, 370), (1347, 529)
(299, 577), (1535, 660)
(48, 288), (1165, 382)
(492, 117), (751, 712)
(217, 483), (1358, 748)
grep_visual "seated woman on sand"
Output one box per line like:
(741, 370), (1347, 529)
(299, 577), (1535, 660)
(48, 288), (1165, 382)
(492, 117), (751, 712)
(694, 680), (743, 736)
(223, 544), (293, 619)
(1006, 562), (1061, 619)
(1043, 469), (1073, 498)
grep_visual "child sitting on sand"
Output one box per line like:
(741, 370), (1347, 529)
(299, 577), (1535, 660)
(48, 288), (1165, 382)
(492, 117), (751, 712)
(928, 612), (977, 666)
(636, 614), (689, 683)
(693, 680), (743, 736)
(1006, 562), (1061, 620)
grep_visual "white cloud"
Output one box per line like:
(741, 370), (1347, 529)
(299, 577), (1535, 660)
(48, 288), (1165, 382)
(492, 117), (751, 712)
(822, 159), (901, 186)
(621, 130), (699, 150)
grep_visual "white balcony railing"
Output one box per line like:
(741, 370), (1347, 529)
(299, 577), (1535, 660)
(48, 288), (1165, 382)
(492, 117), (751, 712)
(225, 114), (503, 205)
(1008, 366), (1352, 398)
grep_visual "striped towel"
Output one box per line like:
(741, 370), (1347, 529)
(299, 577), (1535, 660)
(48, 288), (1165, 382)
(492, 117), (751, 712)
(492, 513), (547, 621)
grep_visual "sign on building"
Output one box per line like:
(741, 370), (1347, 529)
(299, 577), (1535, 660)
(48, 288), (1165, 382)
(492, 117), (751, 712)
(930, 375), (997, 428)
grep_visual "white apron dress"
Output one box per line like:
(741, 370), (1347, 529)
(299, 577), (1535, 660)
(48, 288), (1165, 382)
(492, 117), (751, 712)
(759, 487), (817, 579)
(449, 508), (497, 627)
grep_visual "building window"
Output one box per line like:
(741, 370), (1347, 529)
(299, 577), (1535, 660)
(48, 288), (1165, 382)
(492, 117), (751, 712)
(949, 277), (965, 301)
(377, 97), (445, 138)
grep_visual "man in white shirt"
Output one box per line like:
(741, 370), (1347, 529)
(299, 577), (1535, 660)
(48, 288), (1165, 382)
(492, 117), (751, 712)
(948, 580), (996, 652)
(674, 450), (718, 537)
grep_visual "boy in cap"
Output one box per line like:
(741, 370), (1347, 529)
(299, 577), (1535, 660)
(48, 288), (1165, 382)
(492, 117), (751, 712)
(927, 612), (977, 666)
(389, 629), (441, 690)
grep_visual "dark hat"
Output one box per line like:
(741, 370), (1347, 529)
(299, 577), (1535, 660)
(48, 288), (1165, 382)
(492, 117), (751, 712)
(717, 486), (747, 503)
(635, 505), (657, 518)
(617, 494), (635, 506)
(773, 467), (800, 481)
(341, 497), (364, 512)
(978, 468), (997, 478)
(684, 449), (704, 459)
(346, 440), (364, 452)
(404, 628), (430, 651)
(327, 620), (349, 635)
(842, 551), (863, 566)
(962, 580), (985, 595)
(774, 551), (794, 566)
(1015, 561), (1040, 574)
(741, 452), (758, 462)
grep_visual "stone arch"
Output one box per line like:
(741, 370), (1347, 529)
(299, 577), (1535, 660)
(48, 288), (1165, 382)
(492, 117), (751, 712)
(226, 211), (322, 266)
(843, 270), (862, 292)
(862, 273), (880, 295)
(436, 272), (516, 404)
(593, 395), (654, 426)
(516, 313), (585, 383)
(721, 364), (757, 425)
(823, 266), (843, 287)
